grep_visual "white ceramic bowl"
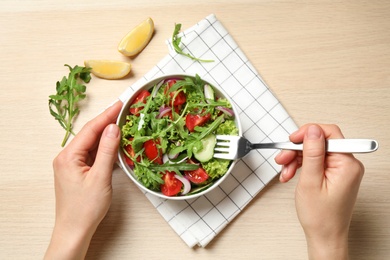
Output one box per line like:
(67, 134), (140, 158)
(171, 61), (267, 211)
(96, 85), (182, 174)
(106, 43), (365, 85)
(117, 74), (242, 200)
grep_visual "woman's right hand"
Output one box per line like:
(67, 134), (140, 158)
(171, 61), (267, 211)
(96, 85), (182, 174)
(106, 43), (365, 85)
(275, 124), (365, 259)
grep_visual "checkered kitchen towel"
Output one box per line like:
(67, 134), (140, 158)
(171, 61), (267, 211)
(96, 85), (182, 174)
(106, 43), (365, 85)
(118, 14), (297, 247)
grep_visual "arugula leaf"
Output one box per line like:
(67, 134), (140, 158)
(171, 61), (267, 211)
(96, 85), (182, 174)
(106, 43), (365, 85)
(172, 23), (214, 63)
(149, 162), (199, 174)
(195, 115), (224, 139)
(134, 164), (164, 191)
(134, 161), (199, 190)
(49, 64), (91, 147)
(182, 115), (224, 158)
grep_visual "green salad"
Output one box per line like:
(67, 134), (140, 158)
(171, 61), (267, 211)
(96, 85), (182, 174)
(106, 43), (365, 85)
(121, 75), (238, 197)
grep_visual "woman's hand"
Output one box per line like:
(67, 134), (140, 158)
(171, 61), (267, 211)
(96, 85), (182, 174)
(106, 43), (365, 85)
(44, 100), (122, 260)
(275, 124), (364, 260)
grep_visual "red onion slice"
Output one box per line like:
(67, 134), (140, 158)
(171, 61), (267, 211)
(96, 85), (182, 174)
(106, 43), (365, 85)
(151, 80), (165, 98)
(168, 151), (179, 160)
(216, 106), (234, 117)
(163, 154), (189, 164)
(162, 154), (170, 164)
(174, 174), (191, 195)
(164, 77), (182, 83)
(157, 106), (172, 119)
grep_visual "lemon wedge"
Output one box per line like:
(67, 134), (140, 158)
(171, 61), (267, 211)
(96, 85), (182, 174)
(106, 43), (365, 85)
(84, 60), (131, 80)
(118, 17), (154, 57)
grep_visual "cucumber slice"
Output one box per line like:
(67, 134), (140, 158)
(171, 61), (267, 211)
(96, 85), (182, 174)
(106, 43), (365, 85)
(193, 134), (216, 162)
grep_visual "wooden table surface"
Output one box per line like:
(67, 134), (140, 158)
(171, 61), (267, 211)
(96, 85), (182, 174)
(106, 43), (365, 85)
(1, 1), (389, 259)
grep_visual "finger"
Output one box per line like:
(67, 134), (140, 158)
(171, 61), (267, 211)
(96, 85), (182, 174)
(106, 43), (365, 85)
(279, 158), (300, 183)
(92, 124), (121, 182)
(274, 150), (297, 165)
(67, 100), (123, 153)
(299, 124), (326, 187)
(290, 123), (345, 143)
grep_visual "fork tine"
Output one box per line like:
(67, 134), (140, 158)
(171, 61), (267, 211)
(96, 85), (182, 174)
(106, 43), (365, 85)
(216, 141), (230, 147)
(216, 135), (240, 141)
(213, 153), (234, 160)
(214, 147), (231, 153)
(214, 135), (242, 160)
(215, 135), (231, 141)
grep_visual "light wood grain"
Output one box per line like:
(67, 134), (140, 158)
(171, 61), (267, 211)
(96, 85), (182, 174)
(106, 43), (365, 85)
(1, 1), (389, 259)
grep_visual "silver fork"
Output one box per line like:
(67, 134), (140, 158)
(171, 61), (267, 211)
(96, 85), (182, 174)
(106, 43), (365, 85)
(213, 135), (379, 160)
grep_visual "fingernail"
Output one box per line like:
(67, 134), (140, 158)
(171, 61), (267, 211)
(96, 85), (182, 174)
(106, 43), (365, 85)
(106, 124), (120, 138)
(306, 125), (321, 139)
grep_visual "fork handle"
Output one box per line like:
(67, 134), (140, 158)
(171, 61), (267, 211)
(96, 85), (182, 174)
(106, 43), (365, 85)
(252, 139), (378, 153)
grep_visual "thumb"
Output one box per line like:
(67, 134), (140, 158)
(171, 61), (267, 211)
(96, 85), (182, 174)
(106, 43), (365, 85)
(300, 124), (326, 187)
(93, 124), (120, 181)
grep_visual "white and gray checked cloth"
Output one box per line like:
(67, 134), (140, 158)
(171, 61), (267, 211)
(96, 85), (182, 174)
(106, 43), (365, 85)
(118, 14), (297, 247)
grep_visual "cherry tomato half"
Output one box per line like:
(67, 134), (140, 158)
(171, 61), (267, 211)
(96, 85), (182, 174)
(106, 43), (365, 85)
(161, 171), (183, 196)
(184, 167), (209, 184)
(124, 144), (135, 166)
(129, 90), (150, 116)
(185, 112), (211, 132)
(124, 138), (140, 166)
(165, 79), (186, 106)
(143, 139), (163, 164)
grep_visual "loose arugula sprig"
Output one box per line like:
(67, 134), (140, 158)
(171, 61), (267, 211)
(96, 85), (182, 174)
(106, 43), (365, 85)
(172, 23), (214, 63)
(49, 64), (91, 147)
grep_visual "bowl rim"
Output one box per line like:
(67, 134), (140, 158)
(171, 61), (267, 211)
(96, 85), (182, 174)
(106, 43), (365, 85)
(116, 73), (242, 200)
